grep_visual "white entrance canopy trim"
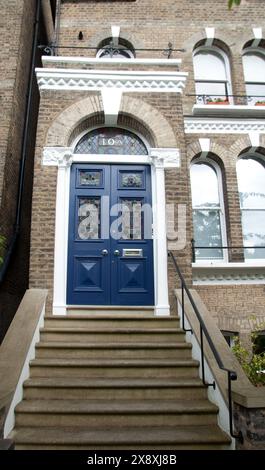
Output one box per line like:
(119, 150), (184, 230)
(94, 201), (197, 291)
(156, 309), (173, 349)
(36, 68), (188, 93)
(44, 147), (180, 316)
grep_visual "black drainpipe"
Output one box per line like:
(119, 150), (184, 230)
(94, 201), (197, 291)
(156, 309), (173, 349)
(54, 0), (61, 54)
(0, 0), (41, 284)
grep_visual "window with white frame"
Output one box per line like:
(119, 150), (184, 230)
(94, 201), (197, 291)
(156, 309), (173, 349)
(190, 160), (226, 261)
(242, 50), (265, 105)
(193, 47), (232, 104)
(237, 156), (265, 260)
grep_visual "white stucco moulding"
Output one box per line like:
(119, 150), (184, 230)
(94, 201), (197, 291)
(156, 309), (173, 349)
(36, 68), (188, 93)
(101, 88), (122, 126)
(185, 118), (265, 134)
(149, 148), (180, 168)
(205, 27), (215, 39)
(111, 25), (120, 45)
(199, 138), (211, 153)
(43, 147), (181, 169)
(205, 27), (215, 46)
(42, 147), (73, 166)
(248, 131), (260, 148)
(253, 27), (262, 39)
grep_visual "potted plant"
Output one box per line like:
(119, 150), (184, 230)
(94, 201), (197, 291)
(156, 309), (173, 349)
(206, 97), (229, 105)
(255, 100), (265, 106)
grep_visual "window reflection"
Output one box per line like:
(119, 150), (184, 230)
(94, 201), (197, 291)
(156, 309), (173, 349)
(243, 53), (265, 105)
(237, 158), (265, 259)
(190, 162), (224, 260)
(193, 49), (231, 103)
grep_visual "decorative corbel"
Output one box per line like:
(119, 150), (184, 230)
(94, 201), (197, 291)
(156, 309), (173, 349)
(42, 147), (73, 167)
(149, 148), (180, 168)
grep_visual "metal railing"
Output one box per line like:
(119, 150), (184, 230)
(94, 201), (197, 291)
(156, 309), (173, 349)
(188, 93), (265, 105)
(194, 79), (229, 103)
(168, 250), (243, 443)
(38, 43), (185, 58)
(191, 239), (265, 263)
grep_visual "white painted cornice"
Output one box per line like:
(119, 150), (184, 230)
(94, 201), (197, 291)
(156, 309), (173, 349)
(185, 118), (265, 134)
(42, 147), (72, 167)
(36, 68), (187, 93)
(149, 148), (180, 168)
(42, 56), (182, 67)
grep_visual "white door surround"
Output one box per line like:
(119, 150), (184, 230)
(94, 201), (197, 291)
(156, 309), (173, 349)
(42, 146), (180, 316)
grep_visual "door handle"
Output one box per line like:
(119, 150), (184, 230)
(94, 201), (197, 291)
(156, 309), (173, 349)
(114, 250), (120, 256)
(101, 249), (109, 256)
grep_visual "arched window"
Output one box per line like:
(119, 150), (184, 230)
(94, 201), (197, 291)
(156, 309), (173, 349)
(237, 157), (265, 259)
(193, 47), (232, 104)
(74, 128), (148, 155)
(242, 51), (265, 105)
(190, 160), (226, 261)
(97, 38), (135, 59)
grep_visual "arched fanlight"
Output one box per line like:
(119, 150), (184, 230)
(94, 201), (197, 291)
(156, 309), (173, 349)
(74, 128), (148, 155)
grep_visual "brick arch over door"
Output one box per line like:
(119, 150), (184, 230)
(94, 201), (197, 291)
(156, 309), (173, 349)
(45, 94), (103, 147)
(45, 94), (177, 149)
(118, 95), (177, 148)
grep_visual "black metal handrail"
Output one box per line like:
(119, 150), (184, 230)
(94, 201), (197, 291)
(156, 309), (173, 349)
(168, 250), (243, 443)
(191, 240), (265, 263)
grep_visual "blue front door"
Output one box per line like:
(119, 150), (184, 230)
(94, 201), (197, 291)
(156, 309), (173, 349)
(67, 164), (154, 306)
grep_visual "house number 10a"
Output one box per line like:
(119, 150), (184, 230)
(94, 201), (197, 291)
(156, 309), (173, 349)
(100, 138), (123, 146)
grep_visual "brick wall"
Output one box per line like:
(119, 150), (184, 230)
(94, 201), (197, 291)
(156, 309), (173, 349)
(196, 285), (265, 349)
(29, 90), (102, 313)
(0, 0), (45, 341)
(234, 403), (265, 450)
(0, 0), (37, 237)
(28, 0), (265, 336)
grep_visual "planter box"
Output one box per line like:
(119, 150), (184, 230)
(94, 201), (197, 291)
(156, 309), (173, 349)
(255, 103), (265, 106)
(207, 101), (229, 105)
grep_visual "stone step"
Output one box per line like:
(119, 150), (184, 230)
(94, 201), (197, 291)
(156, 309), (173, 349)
(44, 316), (180, 329)
(66, 306), (155, 316)
(29, 358), (200, 379)
(40, 328), (185, 343)
(11, 425), (231, 450)
(35, 341), (191, 359)
(15, 399), (219, 427)
(23, 377), (207, 400)
(10, 308), (231, 450)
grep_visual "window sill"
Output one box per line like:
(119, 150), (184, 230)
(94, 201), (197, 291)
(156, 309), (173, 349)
(192, 261), (265, 268)
(192, 104), (265, 118)
(192, 261), (265, 285)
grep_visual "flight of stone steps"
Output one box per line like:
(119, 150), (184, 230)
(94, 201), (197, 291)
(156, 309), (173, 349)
(10, 309), (231, 449)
